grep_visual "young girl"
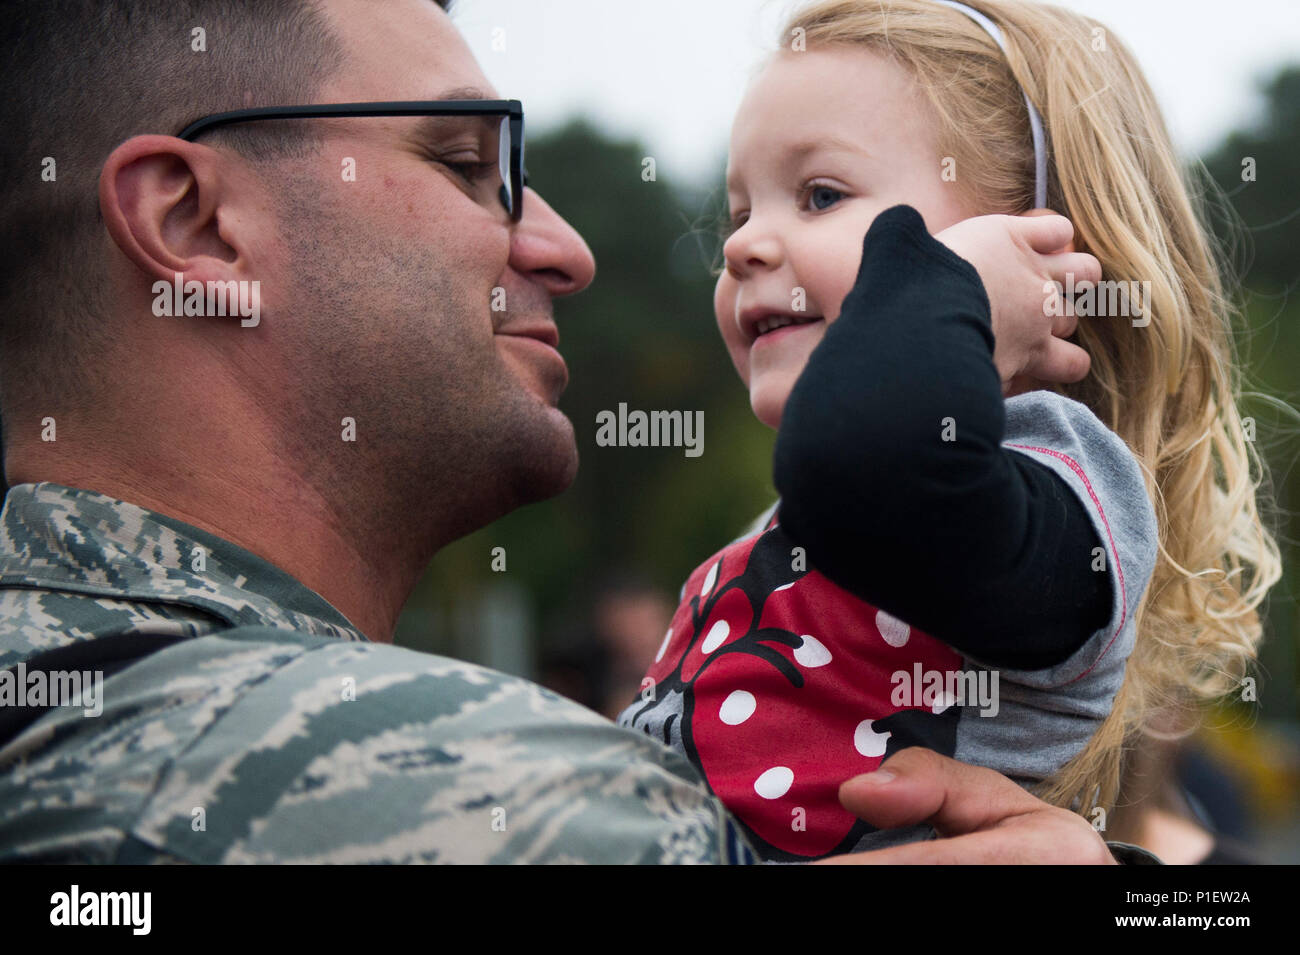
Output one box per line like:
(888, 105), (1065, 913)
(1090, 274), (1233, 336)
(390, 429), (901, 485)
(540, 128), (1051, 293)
(617, 0), (1281, 861)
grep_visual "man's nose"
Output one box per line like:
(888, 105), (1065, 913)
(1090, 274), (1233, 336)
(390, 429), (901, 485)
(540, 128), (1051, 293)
(509, 188), (596, 297)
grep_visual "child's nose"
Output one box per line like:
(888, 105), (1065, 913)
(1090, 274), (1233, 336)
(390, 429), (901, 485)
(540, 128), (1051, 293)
(723, 223), (783, 278)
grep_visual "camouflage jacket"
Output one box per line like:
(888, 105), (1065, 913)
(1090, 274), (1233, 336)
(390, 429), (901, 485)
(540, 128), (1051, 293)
(0, 482), (756, 863)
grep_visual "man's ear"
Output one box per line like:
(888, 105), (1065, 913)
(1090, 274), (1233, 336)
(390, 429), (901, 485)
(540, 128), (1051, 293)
(1020, 207), (1077, 254)
(98, 135), (257, 289)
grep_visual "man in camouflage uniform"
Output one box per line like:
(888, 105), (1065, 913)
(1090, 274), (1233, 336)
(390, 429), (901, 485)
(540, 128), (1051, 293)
(0, 483), (758, 862)
(0, 0), (1131, 863)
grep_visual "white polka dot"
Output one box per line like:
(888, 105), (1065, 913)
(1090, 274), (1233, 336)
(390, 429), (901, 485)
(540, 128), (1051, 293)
(701, 560), (720, 597)
(932, 690), (957, 715)
(654, 627), (673, 663)
(876, 610), (910, 647)
(793, 634), (831, 668)
(854, 720), (892, 757)
(700, 619), (730, 653)
(773, 581), (796, 592)
(754, 766), (794, 799)
(719, 690), (756, 725)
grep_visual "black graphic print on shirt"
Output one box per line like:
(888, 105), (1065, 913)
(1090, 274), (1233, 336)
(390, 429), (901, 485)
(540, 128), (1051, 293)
(622, 517), (962, 860)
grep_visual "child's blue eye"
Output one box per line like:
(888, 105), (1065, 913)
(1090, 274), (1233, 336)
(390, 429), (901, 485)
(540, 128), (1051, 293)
(808, 185), (845, 211)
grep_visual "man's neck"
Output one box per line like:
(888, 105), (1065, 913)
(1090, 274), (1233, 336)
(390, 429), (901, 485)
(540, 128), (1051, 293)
(113, 472), (414, 642)
(10, 433), (449, 644)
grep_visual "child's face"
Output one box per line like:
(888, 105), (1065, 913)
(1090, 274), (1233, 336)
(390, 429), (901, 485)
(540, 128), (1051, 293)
(716, 47), (977, 429)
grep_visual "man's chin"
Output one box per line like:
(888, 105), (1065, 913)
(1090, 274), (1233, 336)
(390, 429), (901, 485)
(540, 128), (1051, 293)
(509, 406), (579, 504)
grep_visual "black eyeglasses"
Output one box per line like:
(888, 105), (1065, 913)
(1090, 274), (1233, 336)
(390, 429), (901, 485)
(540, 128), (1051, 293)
(176, 99), (527, 222)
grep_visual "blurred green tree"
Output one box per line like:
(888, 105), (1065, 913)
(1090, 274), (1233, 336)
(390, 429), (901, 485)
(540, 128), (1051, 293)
(1200, 65), (1300, 721)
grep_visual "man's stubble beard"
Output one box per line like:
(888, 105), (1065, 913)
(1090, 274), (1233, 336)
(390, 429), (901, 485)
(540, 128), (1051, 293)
(277, 189), (579, 548)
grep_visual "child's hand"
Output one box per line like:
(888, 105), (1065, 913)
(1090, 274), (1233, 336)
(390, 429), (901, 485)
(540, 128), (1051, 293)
(934, 211), (1101, 396)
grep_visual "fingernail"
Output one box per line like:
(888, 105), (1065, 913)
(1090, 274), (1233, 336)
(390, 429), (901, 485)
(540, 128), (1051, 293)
(860, 769), (896, 785)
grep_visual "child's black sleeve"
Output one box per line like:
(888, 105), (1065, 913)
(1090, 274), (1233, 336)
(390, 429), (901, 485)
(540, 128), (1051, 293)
(772, 204), (1111, 670)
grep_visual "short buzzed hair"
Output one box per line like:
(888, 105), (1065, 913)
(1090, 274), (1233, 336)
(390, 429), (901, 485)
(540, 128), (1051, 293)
(0, 0), (448, 446)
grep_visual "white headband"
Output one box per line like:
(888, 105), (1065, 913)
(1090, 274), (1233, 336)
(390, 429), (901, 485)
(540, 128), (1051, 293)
(934, 0), (1049, 208)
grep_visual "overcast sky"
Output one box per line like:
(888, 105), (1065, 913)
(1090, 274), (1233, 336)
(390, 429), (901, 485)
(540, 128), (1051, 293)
(448, 0), (1300, 187)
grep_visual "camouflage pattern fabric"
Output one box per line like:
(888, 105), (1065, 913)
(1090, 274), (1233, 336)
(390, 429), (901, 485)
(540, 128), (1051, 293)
(0, 482), (757, 863)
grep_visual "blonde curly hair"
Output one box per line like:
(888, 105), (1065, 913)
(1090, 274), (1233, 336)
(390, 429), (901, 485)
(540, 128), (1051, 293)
(778, 0), (1285, 822)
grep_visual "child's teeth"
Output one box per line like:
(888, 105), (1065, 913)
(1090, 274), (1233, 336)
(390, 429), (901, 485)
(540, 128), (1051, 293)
(755, 314), (823, 336)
